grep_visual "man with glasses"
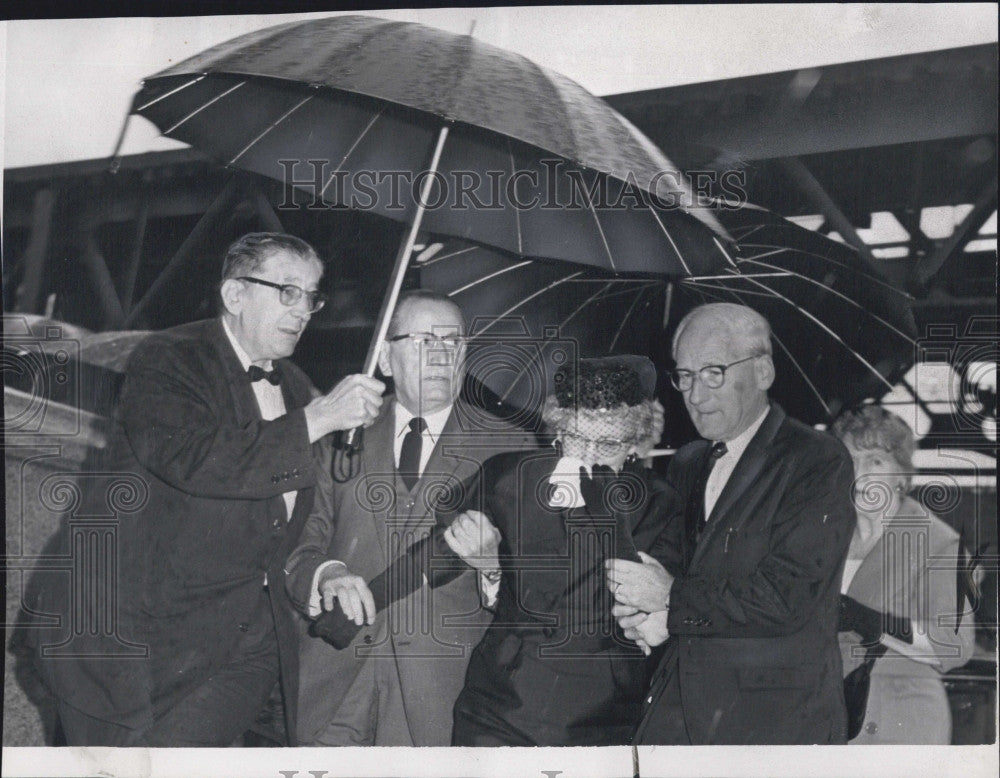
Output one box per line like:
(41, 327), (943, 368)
(606, 302), (855, 744)
(284, 289), (537, 746)
(34, 232), (384, 745)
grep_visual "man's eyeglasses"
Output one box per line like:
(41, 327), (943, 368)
(560, 430), (636, 458)
(388, 332), (467, 348)
(669, 354), (759, 392)
(237, 277), (328, 313)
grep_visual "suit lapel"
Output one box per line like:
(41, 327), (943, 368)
(847, 533), (885, 605)
(691, 405), (785, 568)
(358, 402), (398, 561)
(207, 318), (263, 428)
(402, 404), (478, 534)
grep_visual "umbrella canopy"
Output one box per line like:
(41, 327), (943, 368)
(130, 14), (728, 277)
(420, 207), (917, 441)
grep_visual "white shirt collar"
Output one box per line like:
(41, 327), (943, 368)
(715, 404), (770, 463)
(221, 316), (273, 371)
(393, 401), (453, 445)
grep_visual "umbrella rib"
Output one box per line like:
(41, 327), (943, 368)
(734, 269), (896, 391)
(164, 81), (246, 135)
(230, 94), (315, 164)
(321, 109), (385, 198)
(419, 244), (480, 268)
(688, 272), (793, 281)
(507, 140), (524, 256)
(560, 280), (620, 330)
(609, 282), (656, 353)
(473, 271), (584, 336)
(134, 75), (206, 112)
(494, 278), (620, 404)
(738, 244), (914, 299)
(689, 281), (833, 417)
(580, 177), (617, 272)
(681, 281), (789, 301)
(739, 257), (917, 343)
(561, 279), (663, 324)
(646, 205), (692, 276)
(714, 236), (741, 270)
(448, 260), (534, 297)
(767, 325), (833, 418)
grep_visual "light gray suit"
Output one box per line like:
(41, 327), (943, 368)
(284, 397), (535, 745)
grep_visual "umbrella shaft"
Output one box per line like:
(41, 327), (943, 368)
(346, 124), (451, 448)
(361, 124), (451, 378)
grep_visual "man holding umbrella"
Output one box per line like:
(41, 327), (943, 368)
(607, 302), (856, 744)
(33, 232), (385, 746)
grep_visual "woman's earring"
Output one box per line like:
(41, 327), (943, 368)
(624, 453), (638, 466)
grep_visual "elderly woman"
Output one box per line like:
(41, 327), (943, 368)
(833, 406), (975, 744)
(446, 356), (677, 746)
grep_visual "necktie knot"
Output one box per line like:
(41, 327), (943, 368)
(409, 416), (428, 435)
(710, 441), (728, 460)
(247, 365), (282, 385)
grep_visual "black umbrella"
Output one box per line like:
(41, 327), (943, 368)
(125, 15), (731, 391)
(420, 205), (917, 442)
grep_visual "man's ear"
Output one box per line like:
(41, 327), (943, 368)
(219, 278), (243, 316)
(755, 354), (775, 392)
(377, 341), (393, 377)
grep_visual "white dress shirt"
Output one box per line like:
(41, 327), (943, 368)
(703, 406), (769, 519)
(392, 402), (453, 476)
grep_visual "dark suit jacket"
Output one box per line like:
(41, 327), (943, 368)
(636, 404), (855, 745)
(284, 397), (536, 746)
(32, 318), (323, 736)
(450, 450), (678, 746)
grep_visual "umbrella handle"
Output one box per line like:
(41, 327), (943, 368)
(332, 427), (364, 482)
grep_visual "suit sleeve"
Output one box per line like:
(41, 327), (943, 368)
(637, 474), (687, 578)
(667, 444), (855, 638)
(284, 440), (338, 615)
(118, 340), (315, 500)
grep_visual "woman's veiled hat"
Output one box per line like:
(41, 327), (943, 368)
(553, 355), (656, 410)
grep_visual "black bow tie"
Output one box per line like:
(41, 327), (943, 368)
(247, 365), (282, 385)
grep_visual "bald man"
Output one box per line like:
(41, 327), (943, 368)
(607, 302), (855, 744)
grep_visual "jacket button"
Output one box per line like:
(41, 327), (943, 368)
(238, 623), (250, 632)
(272, 518), (282, 529)
(364, 634), (373, 645)
(292, 468), (300, 477)
(271, 475), (280, 484)
(283, 471), (290, 480)
(683, 617), (693, 625)
(865, 722), (878, 734)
